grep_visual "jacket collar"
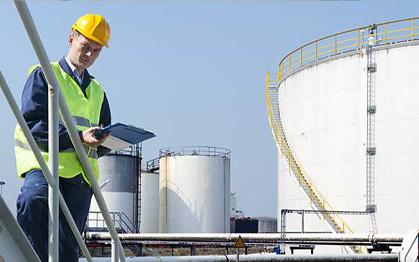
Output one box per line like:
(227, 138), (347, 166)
(58, 56), (95, 91)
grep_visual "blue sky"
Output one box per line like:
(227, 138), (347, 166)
(0, 1), (418, 218)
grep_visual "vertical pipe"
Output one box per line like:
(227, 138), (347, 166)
(48, 83), (59, 262)
(135, 149), (140, 233)
(301, 211), (305, 233)
(224, 155), (231, 233)
(159, 157), (167, 233)
(111, 239), (119, 262)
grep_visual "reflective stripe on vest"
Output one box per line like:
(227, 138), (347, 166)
(14, 139), (98, 159)
(59, 116), (98, 129)
(14, 62), (104, 184)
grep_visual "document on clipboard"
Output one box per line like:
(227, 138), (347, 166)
(101, 122), (155, 151)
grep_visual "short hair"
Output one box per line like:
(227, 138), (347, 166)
(72, 30), (82, 39)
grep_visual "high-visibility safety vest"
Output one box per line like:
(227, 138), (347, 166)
(14, 62), (105, 184)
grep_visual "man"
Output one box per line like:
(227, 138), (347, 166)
(14, 14), (111, 262)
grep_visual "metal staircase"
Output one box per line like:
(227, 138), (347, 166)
(267, 75), (363, 253)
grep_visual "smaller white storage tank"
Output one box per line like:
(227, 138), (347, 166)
(89, 151), (140, 233)
(140, 170), (159, 233)
(159, 146), (231, 233)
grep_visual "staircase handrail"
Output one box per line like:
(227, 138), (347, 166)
(115, 212), (136, 233)
(88, 211), (136, 233)
(267, 76), (355, 235)
(267, 74), (361, 236)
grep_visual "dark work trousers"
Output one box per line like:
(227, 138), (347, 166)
(16, 169), (93, 262)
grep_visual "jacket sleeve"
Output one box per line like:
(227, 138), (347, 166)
(21, 67), (74, 152)
(97, 93), (112, 158)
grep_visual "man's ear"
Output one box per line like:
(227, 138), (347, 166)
(69, 34), (74, 47)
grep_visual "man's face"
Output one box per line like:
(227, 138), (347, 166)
(68, 32), (103, 73)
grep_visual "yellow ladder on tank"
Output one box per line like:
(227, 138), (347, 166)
(266, 73), (363, 254)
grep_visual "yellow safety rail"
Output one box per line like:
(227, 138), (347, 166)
(267, 74), (353, 233)
(267, 73), (363, 253)
(275, 17), (419, 82)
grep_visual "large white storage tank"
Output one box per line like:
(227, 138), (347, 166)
(159, 146), (230, 233)
(268, 19), (419, 249)
(140, 170), (159, 233)
(89, 152), (140, 233)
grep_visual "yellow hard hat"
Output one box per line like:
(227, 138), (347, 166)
(71, 14), (110, 48)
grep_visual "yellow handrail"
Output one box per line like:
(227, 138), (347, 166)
(274, 17), (419, 82)
(266, 76), (354, 234)
(266, 72), (364, 253)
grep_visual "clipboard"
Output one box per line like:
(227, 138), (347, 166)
(101, 122), (155, 150)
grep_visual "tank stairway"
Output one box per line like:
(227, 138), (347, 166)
(86, 211), (137, 234)
(266, 74), (363, 254)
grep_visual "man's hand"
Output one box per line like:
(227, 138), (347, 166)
(79, 127), (110, 148)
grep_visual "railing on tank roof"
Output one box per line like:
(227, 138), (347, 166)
(271, 17), (419, 83)
(159, 146), (231, 159)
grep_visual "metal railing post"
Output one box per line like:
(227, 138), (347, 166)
(411, 19), (414, 41)
(13, 1), (125, 261)
(289, 55), (291, 73)
(300, 48), (303, 66)
(335, 35), (337, 54)
(48, 80), (59, 262)
(111, 239), (119, 262)
(282, 62), (284, 80)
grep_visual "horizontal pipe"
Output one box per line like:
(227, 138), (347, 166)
(79, 254), (398, 262)
(86, 233), (404, 243)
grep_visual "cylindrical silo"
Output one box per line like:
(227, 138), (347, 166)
(267, 19), (419, 253)
(159, 146), (230, 233)
(89, 152), (140, 233)
(140, 170), (159, 233)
